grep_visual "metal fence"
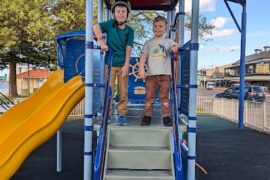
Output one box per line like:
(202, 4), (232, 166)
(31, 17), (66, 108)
(197, 96), (270, 134)
(3, 95), (269, 134)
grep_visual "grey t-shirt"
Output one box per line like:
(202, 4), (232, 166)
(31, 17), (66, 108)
(142, 37), (175, 76)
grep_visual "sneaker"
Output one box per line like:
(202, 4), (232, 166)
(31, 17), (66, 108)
(117, 116), (127, 126)
(163, 116), (173, 126)
(141, 116), (151, 126)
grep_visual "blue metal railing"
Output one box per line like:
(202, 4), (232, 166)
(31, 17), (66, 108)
(94, 49), (113, 180)
(170, 52), (183, 180)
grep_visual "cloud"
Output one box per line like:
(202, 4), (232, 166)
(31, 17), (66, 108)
(212, 29), (237, 38)
(185, 0), (216, 13)
(211, 17), (229, 29)
(203, 29), (237, 39)
(202, 44), (240, 52)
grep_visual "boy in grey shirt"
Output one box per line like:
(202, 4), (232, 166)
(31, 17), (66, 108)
(139, 16), (178, 126)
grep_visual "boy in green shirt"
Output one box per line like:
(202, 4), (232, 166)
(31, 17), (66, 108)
(93, 0), (134, 125)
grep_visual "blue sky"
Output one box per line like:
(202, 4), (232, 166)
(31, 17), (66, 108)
(186, 0), (270, 69)
(1, 0), (269, 75)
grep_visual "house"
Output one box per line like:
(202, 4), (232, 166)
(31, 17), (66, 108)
(16, 69), (51, 96)
(224, 46), (270, 90)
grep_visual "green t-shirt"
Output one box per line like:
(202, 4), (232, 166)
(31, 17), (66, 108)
(99, 19), (134, 67)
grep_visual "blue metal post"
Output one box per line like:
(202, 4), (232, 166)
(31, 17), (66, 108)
(238, 4), (247, 128)
(178, 0), (185, 109)
(85, 0), (93, 179)
(188, 0), (199, 179)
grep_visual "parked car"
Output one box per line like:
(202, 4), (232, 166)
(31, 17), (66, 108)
(206, 82), (215, 90)
(214, 85), (266, 102)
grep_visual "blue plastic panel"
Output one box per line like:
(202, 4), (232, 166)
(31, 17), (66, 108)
(57, 34), (103, 115)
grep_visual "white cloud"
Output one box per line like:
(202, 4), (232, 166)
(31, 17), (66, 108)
(185, 0), (216, 13)
(211, 17), (229, 29)
(202, 44), (240, 52)
(203, 29), (237, 39)
(212, 29), (237, 38)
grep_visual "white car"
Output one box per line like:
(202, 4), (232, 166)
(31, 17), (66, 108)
(206, 82), (215, 90)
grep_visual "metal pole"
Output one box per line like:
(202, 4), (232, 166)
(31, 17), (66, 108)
(56, 44), (62, 172)
(167, 11), (172, 28)
(238, 4), (247, 128)
(171, 9), (176, 27)
(98, 0), (104, 116)
(178, 0), (185, 109)
(56, 130), (62, 172)
(85, 0), (94, 179)
(188, 0), (199, 179)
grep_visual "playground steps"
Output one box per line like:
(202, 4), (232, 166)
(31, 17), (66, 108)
(104, 127), (175, 180)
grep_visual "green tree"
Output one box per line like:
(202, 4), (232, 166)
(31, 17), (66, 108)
(0, 0), (214, 97)
(0, 0), (56, 96)
(185, 13), (215, 41)
(50, 0), (87, 34)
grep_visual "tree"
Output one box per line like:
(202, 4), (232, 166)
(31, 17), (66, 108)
(50, 0), (87, 34)
(0, 0), (214, 96)
(185, 13), (215, 41)
(0, 0), (56, 96)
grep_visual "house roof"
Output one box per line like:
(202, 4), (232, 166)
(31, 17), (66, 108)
(232, 50), (270, 67)
(17, 69), (51, 79)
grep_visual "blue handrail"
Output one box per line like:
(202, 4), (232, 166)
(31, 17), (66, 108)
(94, 49), (113, 180)
(170, 51), (183, 180)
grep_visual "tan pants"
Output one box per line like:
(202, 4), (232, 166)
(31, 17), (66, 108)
(104, 65), (128, 116)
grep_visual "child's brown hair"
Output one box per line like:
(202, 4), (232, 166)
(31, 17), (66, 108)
(153, 16), (168, 27)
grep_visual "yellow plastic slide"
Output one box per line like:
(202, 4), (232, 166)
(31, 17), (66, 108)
(0, 70), (85, 179)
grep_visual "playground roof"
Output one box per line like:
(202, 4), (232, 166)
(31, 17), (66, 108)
(104, 0), (178, 11)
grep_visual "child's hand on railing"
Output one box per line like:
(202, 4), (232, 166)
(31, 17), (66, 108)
(100, 42), (108, 52)
(171, 43), (179, 54)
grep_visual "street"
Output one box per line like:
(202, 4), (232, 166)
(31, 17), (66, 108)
(197, 87), (270, 102)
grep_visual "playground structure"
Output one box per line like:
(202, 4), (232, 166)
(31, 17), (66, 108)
(0, 0), (248, 180)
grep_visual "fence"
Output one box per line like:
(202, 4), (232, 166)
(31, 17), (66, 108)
(3, 95), (270, 134)
(197, 96), (270, 134)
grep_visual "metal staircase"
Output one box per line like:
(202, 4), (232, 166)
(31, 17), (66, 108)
(103, 126), (175, 180)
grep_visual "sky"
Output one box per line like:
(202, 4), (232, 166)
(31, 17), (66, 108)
(184, 0), (270, 69)
(1, 0), (269, 75)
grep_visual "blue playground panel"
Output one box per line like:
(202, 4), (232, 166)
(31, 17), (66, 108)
(56, 30), (103, 115)
(128, 57), (146, 102)
(179, 41), (191, 116)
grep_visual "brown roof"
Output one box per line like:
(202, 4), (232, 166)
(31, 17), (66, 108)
(232, 50), (270, 66)
(17, 69), (51, 79)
